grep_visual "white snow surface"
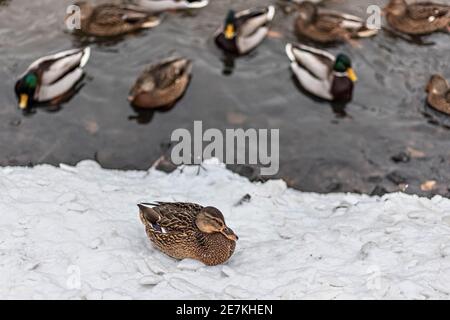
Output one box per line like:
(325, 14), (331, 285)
(1, 158), (450, 299)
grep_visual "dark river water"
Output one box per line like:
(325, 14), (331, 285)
(1, 0), (450, 197)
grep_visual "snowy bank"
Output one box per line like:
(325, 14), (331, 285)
(1, 159), (450, 299)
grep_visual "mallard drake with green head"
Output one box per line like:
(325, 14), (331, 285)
(14, 47), (91, 110)
(426, 74), (450, 115)
(294, 1), (378, 44)
(215, 6), (276, 55)
(286, 43), (357, 101)
(128, 57), (192, 109)
(66, 1), (160, 37)
(138, 202), (238, 266)
(125, 0), (209, 13)
(384, 0), (450, 35)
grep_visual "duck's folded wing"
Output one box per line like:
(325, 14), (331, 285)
(319, 11), (365, 30)
(237, 27), (268, 54)
(140, 202), (203, 231)
(286, 44), (334, 79)
(236, 6), (275, 37)
(36, 68), (84, 102)
(40, 48), (89, 85)
(20, 48), (83, 78)
(129, 0), (209, 12)
(291, 63), (333, 100)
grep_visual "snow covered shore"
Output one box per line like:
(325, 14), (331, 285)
(1, 159), (450, 299)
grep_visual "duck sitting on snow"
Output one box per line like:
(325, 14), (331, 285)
(65, 2), (161, 37)
(125, 0), (209, 13)
(138, 202), (238, 266)
(215, 6), (276, 55)
(294, 1), (378, 44)
(286, 43), (357, 102)
(14, 47), (91, 110)
(426, 74), (450, 115)
(128, 57), (192, 109)
(384, 0), (449, 36)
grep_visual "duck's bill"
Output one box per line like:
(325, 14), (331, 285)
(347, 68), (358, 82)
(222, 227), (238, 241)
(19, 94), (29, 109)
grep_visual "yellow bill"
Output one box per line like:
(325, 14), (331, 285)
(347, 68), (358, 82)
(19, 94), (29, 109)
(224, 24), (235, 39)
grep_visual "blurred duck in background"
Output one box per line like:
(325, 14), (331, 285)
(286, 43), (357, 102)
(65, 1), (160, 37)
(124, 0), (209, 13)
(294, 1), (378, 44)
(215, 6), (276, 55)
(426, 75), (450, 115)
(128, 57), (192, 109)
(384, 0), (450, 35)
(15, 47), (91, 111)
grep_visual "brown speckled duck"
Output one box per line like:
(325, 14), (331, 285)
(384, 0), (450, 35)
(128, 57), (192, 109)
(138, 202), (238, 266)
(426, 74), (450, 115)
(294, 1), (378, 44)
(66, 1), (161, 37)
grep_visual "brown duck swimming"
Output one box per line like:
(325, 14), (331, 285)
(384, 0), (450, 35)
(138, 202), (238, 266)
(294, 1), (378, 44)
(128, 57), (192, 109)
(426, 74), (450, 115)
(66, 1), (160, 37)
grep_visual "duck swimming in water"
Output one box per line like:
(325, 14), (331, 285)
(65, 1), (160, 37)
(286, 43), (357, 102)
(384, 0), (449, 36)
(294, 1), (378, 44)
(128, 57), (192, 109)
(15, 47), (91, 110)
(215, 6), (276, 55)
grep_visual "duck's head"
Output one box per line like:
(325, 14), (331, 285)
(196, 206), (238, 241)
(223, 10), (237, 39)
(334, 54), (357, 82)
(297, 1), (318, 23)
(427, 74), (449, 95)
(384, 0), (407, 16)
(15, 72), (38, 110)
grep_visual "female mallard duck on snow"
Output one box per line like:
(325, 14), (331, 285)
(15, 47), (91, 110)
(426, 74), (450, 115)
(65, 1), (160, 37)
(286, 43), (357, 102)
(138, 202), (238, 266)
(384, 0), (449, 35)
(128, 57), (192, 109)
(215, 6), (276, 55)
(125, 0), (209, 13)
(294, 1), (378, 44)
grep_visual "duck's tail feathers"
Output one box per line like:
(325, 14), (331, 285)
(286, 43), (335, 62)
(266, 5), (276, 21)
(138, 203), (160, 224)
(186, 0), (209, 9)
(285, 43), (296, 62)
(142, 16), (161, 29)
(79, 47), (91, 68)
